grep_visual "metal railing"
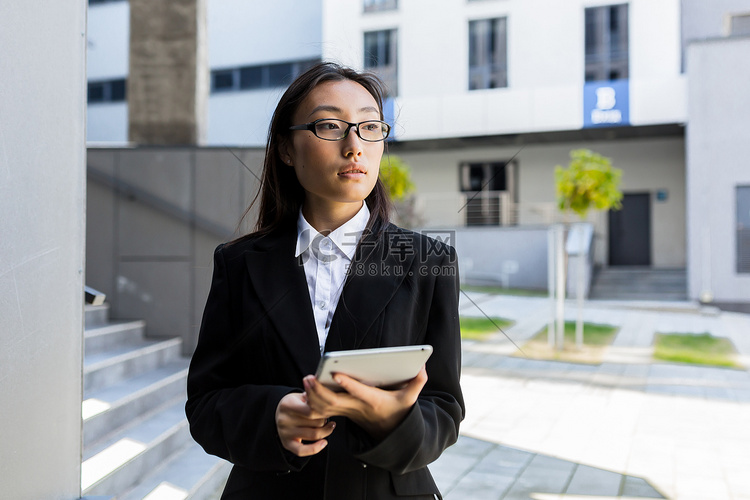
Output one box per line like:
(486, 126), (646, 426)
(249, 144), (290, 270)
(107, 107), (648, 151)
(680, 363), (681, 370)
(413, 191), (562, 228)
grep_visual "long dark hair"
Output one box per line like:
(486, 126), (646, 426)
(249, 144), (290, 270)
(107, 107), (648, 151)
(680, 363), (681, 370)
(237, 62), (391, 239)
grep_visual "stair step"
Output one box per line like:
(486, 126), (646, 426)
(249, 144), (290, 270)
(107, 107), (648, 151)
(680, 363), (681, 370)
(82, 398), (190, 496)
(85, 303), (111, 329)
(591, 268), (687, 301)
(84, 338), (182, 393)
(83, 359), (190, 446)
(84, 320), (147, 356)
(118, 442), (231, 500)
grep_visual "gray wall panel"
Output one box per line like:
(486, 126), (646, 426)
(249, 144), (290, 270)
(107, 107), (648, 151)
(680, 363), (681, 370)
(118, 199), (192, 257)
(0, 2), (86, 498)
(118, 261), (191, 338)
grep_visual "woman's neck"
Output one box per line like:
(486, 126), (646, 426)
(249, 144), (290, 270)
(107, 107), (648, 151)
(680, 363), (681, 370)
(302, 200), (364, 234)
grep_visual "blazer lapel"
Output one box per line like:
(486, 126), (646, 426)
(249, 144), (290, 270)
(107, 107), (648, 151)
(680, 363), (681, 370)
(325, 226), (415, 352)
(244, 226), (321, 376)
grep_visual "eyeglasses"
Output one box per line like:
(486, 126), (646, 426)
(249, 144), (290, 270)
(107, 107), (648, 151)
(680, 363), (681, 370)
(289, 118), (391, 142)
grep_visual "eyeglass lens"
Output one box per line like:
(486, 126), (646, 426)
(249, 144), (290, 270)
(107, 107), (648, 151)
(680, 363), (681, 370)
(313, 119), (389, 141)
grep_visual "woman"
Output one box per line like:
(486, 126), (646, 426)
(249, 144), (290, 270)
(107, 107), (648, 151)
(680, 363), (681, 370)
(185, 62), (464, 500)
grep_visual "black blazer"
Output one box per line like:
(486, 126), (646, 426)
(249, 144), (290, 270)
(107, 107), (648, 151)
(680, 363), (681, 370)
(185, 220), (464, 500)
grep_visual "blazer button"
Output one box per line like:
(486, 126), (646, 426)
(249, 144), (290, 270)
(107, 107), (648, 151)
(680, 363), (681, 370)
(361, 463), (367, 468)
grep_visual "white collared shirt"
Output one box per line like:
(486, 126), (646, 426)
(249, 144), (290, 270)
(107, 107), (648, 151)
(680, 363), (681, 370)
(295, 203), (370, 353)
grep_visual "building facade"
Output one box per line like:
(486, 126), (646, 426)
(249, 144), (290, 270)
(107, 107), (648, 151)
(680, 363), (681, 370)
(86, 0), (750, 306)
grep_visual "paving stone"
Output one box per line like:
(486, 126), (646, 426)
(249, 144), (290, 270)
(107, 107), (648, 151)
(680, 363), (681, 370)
(564, 464), (622, 496)
(500, 454), (576, 499)
(445, 470), (515, 500)
(621, 475), (667, 498)
(472, 445), (534, 477)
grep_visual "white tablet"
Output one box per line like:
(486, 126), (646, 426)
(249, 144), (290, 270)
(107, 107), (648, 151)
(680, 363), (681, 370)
(315, 345), (433, 392)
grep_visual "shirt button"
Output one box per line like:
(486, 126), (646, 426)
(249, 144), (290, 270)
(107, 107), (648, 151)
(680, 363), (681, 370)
(321, 239), (331, 248)
(318, 301), (327, 309)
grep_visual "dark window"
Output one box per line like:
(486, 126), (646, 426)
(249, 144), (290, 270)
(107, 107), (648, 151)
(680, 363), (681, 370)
(88, 82), (105, 103)
(738, 186), (750, 273)
(468, 18), (508, 90)
(363, 30), (398, 96)
(210, 58), (320, 94)
(110, 79), (126, 101)
(213, 70), (236, 91)
(363, 0), (397, 13)
(87, 78), (126, 103)
(239, 67), (262, 89)
(585, 4), (628, 82)
(267, 62), (294, 87)
(459, 162), (512, 226)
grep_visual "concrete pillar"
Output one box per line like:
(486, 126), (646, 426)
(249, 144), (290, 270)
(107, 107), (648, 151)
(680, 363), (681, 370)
(0, 2), (87, 499)
(128, 0), (208, 145)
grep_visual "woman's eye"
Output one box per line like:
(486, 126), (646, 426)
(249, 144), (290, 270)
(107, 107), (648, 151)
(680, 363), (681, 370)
(321, 121), (340, 130)
(363, 123), (379, 131)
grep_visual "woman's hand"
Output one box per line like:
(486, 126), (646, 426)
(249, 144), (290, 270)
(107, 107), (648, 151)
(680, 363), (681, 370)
(275, 393), (336, 457)
(302, 366), (428, 441)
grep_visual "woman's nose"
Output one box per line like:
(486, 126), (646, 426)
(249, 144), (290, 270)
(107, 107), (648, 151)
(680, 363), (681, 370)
(342, 126), (364, 157)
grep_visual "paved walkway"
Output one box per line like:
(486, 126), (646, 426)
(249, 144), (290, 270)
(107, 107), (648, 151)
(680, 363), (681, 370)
(431, 293), (750, 500)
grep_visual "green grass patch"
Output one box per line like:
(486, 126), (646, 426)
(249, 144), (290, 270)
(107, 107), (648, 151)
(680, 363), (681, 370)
(461, 285), (547, 297)
(653, 333), (743, 368)
(517, 321), (619, 364)
(535, 321), (619, 346)
(460, 316), (514, 341)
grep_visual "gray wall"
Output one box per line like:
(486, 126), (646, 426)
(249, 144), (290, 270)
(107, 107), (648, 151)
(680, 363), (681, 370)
(682, 0), (750, 69)
(86, 147), (262, 354)
(452, 226), (551, 290)
(0, 2), (87, 499)
(687, 36), (750, 304)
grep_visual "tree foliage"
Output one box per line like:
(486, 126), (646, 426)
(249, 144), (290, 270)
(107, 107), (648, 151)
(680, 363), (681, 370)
(379, 155), (415, 202)
(555, 149), (623, 218)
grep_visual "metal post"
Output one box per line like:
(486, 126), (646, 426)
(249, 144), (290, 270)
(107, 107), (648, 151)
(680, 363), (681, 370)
(555, 224), (566, 350)
(547, 226), (556, 348)
(576, 222), (585, 349)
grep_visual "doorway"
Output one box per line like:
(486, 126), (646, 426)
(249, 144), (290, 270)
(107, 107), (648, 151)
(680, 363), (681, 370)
(609, 192), (651, 266)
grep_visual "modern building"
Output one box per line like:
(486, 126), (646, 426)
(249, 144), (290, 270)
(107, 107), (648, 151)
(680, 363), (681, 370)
(86, 0), (750, 307)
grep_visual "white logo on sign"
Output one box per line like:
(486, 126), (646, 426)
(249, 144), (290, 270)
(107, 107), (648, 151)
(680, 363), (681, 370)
(595, 87), (616, 110)
(591, 86), (621, 124)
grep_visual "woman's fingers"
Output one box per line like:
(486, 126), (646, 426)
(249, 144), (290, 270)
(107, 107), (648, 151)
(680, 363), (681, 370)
(276, 393), (336, 457)
(400, 365), (428, 402)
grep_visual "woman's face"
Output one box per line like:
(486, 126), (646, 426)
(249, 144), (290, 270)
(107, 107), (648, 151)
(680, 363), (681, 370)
(282, 79), (384, 215)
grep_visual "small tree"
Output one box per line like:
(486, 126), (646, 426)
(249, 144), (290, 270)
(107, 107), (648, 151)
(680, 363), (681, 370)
(554, 149), (622, 348)
(555, 149), (622, 218)
(380, 155), (421, 227)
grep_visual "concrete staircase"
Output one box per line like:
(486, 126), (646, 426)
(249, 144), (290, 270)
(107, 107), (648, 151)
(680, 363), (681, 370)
(589, 267), (688, 301)
(82, 304), (230, 500)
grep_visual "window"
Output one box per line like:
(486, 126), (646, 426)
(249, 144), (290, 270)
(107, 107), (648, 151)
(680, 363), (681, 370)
(364, 0), (397, 13)
(737, 186), (750, 273)
(459, 161), (516, 226)
(88, 78), (127, 103)
(364, 30), (398, 96)
(585, 4), (628, 82)
(210, 59), (319, 93)
(730, 13), (750, 37)
(468, 18), (507, 90)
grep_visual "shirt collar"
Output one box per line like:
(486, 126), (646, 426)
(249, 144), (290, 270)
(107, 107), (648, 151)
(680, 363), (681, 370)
(295, 202), (370, 260)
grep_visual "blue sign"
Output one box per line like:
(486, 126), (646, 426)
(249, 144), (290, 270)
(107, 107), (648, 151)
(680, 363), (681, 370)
(583, 80), (629, 128)
(383, 97), (396, 141)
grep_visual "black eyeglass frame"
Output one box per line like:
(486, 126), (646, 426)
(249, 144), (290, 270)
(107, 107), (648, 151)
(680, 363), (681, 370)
(289, 118), (391, 142)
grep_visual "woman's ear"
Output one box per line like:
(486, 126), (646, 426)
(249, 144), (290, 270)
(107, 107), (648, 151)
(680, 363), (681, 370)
(277, 136), (294, 166)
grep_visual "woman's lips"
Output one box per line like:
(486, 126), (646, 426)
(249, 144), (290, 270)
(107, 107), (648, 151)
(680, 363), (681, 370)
(337, 165), (367, 178)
